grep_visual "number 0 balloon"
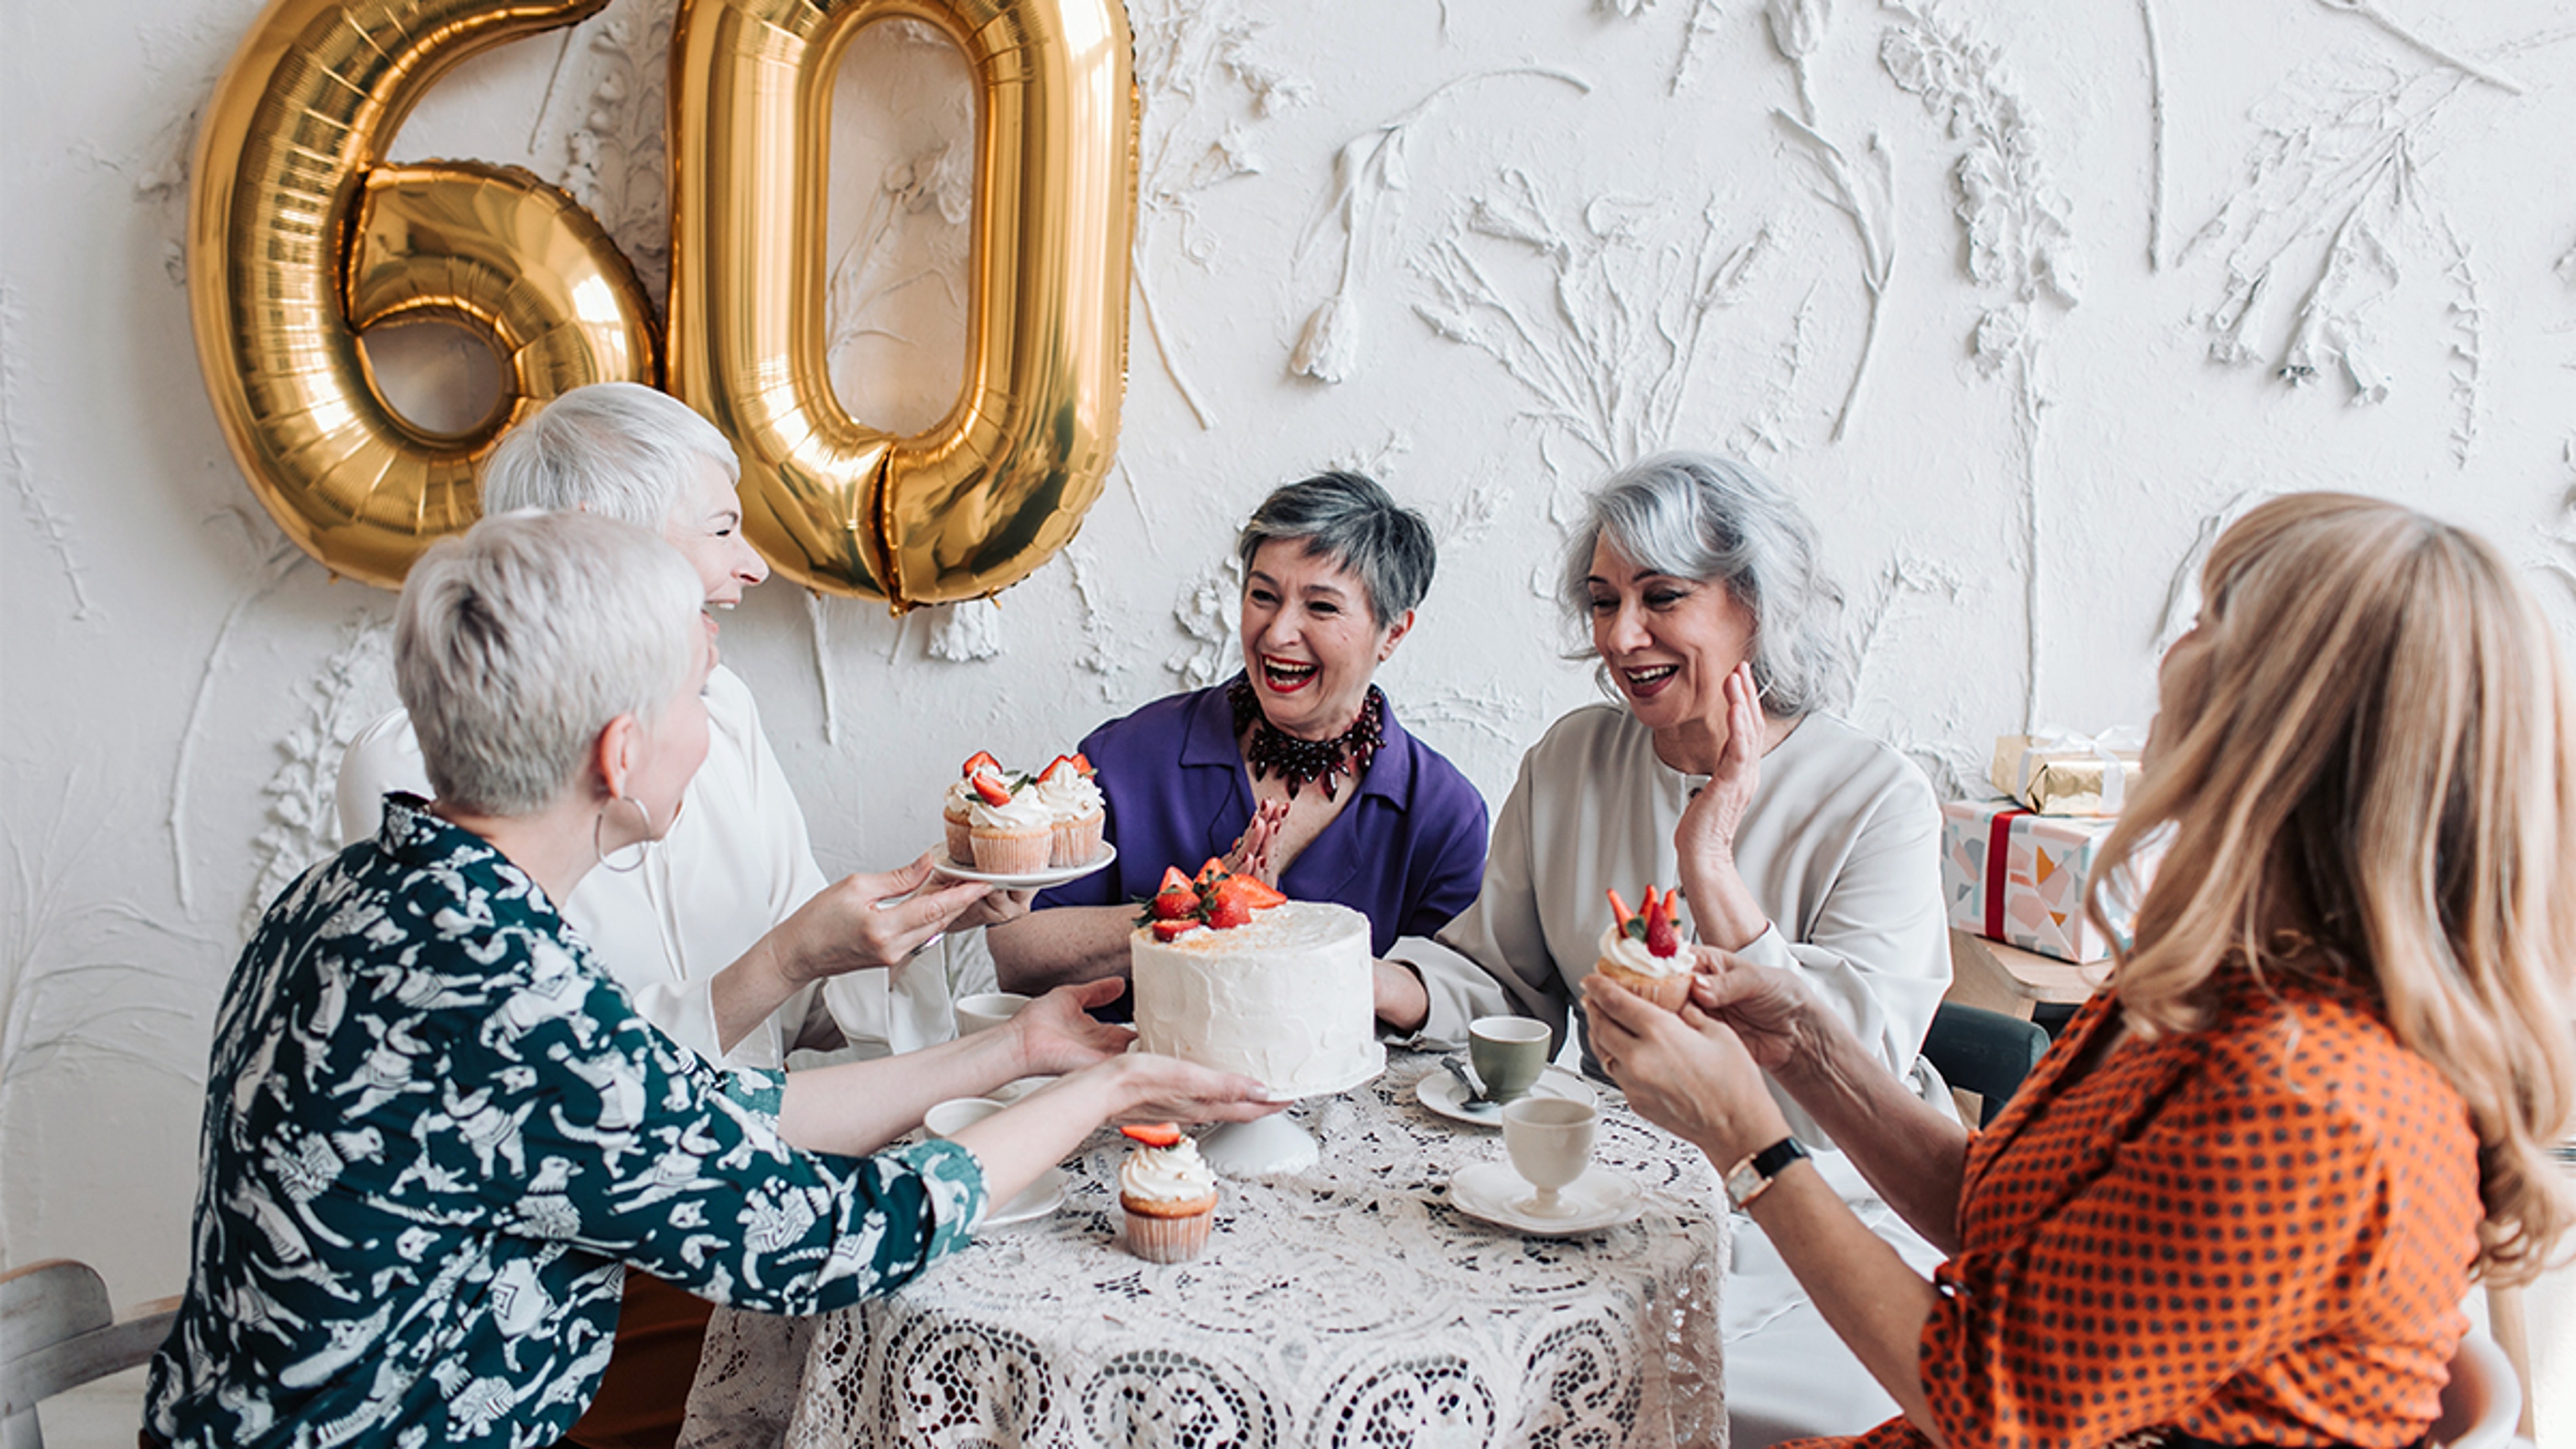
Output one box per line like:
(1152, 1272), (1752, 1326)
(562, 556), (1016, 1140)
(667, 0), (1138, 606)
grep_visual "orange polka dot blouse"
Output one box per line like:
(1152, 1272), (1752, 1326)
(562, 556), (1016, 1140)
(1794, 966), (2481, 1448)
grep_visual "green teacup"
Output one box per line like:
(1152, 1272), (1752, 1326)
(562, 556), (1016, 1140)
(1468, 1016), (1552, 1104)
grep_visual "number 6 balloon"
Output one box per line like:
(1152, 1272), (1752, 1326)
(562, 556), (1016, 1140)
(189, 0), (1138, 607)
(189, 0), (661, 591)
(667, 0), (1138, 606)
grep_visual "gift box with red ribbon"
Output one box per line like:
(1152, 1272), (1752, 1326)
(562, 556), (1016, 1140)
(1939, 800), (2127, 964)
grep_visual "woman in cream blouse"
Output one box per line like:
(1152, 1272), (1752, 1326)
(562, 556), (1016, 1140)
(1373, 451), (1949, 1445)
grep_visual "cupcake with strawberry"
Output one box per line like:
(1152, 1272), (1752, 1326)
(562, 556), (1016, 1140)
(1594, 886), (1693, 1011)
(967, 771), (1054, 875)
(1032, 753), (1106, 867)
(945, 751), (1010, 864)
(1117, 1122), (1219, 1263)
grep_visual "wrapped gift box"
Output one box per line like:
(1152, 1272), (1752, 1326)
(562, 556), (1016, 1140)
(1940, 800), (2125, 964)
(1991, 732), (2143, 816)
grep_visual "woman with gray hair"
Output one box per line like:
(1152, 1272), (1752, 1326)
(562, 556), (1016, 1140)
(147, 511), (1276, 1448)
(989, 470), (1489, 995)
(1372, 453), (1949, 1445)
(337, 382), (1012, 1073)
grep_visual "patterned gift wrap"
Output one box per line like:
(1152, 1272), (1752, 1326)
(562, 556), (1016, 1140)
(1990, 732), (2144, 816)
(1941, 800), (2125, 963)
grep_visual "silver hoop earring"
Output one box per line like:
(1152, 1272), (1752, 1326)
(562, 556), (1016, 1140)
(593, 795), (654, 874)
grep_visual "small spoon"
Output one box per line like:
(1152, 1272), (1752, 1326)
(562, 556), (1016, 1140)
(1441, 1056), (1492, 1108)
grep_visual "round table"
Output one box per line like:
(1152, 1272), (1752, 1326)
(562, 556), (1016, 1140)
(680, 1052), (1729, 1448)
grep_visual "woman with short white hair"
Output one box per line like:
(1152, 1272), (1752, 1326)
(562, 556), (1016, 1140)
(1372, 451), (1951, 1443)
(338, 380), (1004, 1071)
(148, 511), (1275, 1448)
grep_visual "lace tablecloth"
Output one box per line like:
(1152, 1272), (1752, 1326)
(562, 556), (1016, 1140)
(680, 1053), (1728, 1449)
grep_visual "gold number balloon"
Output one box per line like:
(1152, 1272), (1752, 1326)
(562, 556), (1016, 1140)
(668, 0), (1139, 606)
(189, 0), (660, 589)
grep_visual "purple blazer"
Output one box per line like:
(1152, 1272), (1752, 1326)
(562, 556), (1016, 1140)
(1033, 678), (1489, 955)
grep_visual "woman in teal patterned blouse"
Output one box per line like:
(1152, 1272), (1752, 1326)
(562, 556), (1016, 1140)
(143, 512), (1281, 1448)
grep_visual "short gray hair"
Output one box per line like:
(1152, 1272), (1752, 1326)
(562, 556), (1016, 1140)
(1559, 453), (1849, 717)
(396, 511), (704, 817)
(1236, 471), (1437, 627)
(480, 382), (739, 529)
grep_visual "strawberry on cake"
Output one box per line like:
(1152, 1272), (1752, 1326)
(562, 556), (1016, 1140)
(1130, 862), (1385, 1097)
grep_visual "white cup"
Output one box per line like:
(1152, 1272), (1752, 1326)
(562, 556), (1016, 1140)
(1501, 1097), (1598, 1218)
(953, 991), (1031, 1037)
(923, 1096), (1053, 1220)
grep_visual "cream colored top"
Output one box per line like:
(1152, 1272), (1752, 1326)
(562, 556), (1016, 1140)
(1388, 704), (1952, 1148)
(333, 664), (990, 1069)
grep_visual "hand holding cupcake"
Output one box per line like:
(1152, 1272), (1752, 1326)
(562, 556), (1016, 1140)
(1593, 886), (1694, 1012)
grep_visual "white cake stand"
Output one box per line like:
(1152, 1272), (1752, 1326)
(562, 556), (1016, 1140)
(1197, 1044), (1385, 1179)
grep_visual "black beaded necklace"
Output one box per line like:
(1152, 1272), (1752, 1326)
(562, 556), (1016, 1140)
(1229, 677), (1385, 801)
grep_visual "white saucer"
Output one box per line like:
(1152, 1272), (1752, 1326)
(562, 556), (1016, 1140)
(1415, 1066), (1599, 1127)
(981, 1167), (1068, 1228)
(1446, 1161), (1642, 1236)
(932, 844), (1116, 890)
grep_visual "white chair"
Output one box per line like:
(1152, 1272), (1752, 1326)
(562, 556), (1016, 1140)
(0, 1259), (180, 1449)
(2429, 1328), (2522, 1449)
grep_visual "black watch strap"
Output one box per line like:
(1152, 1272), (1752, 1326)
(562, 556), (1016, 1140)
(1723, 1135), (1809, 1211)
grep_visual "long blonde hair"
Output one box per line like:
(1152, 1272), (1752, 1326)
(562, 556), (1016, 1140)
(2086, 492), (2576, 1285)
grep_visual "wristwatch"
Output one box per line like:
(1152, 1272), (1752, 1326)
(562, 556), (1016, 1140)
(1722, 1136), (1809, 1211)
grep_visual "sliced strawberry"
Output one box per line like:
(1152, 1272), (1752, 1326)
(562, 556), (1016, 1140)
(1039, 754), (1080, 784)
(1071, 752), (1094, 775)
(1150, 888), (1199, 920)
(961, 750), (1001, 778)
(971, 773), (1014, 807)
(1157, 865), (1195, 896)
(1206, 893), (1252, 929)
(1150, 918), (1201, 942)
(1606, 888), (1635, 930)
(1120, 1122), (1183, 1148)
(1235, 877), (1287, 910)
(1195, 857), (1229, 886)
(1644, 896), (1679, 957)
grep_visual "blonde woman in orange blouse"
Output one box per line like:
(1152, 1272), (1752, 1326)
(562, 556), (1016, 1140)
(1589, 493), (2575, 1447)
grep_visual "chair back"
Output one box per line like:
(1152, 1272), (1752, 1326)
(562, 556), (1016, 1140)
(1922, 1002), (2051, 1127)
(0, 1258), (180, 1449)
(2428, 1328), (2520, 1449)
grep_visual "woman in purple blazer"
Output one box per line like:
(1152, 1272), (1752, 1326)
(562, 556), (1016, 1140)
(989, 472), (1489, 997)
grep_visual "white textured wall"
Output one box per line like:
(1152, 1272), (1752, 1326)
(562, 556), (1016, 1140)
(6, 0), (2573, 1379)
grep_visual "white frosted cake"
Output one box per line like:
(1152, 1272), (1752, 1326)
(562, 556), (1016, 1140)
(1131, 900), (1385, 1097)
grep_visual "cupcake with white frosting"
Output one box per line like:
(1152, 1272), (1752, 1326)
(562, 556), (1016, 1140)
(1117, 1124), (1218, 1263)
(1595, 885), (1693, 1011)
(969, 783), (1055, 875)
(946, 751), (1007, 864)
(1033, 754), (1106, 867)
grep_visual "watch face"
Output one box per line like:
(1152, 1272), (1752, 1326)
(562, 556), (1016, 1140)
(1724, 1162), (1764, 1210)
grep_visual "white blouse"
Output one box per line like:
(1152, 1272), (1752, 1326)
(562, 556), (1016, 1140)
(333, 664), (987, 1069)
(1388, 702), (1953, 1148)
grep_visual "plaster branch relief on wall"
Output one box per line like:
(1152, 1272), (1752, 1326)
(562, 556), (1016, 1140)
(4, 772), (213, 1103)
(2137, 0), (2171, 271)
(547, 0), (678, 303)
(2182, 58), (2538, 421)
(1167, 557), (1244, 688)
(2438, 218), (2484, 469)
(1880, 0), (2082, 733)
(0, 286), (95, 622)
(1401, 682), (1543, 747)
(1412, 169), (1770, 515)
(804, 592), (845, 746)
(246, 614), (396, 929)
(2311, 0), (2527, 95)
(1130, 0), (1309, 428)
(823, 22), (972, 413)
(1733, 288), (1821, 460)
(1774, 117), (1894, 443)
(1291, 68), (1593, 386)
(168, 531), (309, 916)
(1061, 545), (1134, 700)
(927, 600), (1006, 663)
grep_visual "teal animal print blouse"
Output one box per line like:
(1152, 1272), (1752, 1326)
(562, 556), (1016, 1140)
(144, 796), (985, 1447)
